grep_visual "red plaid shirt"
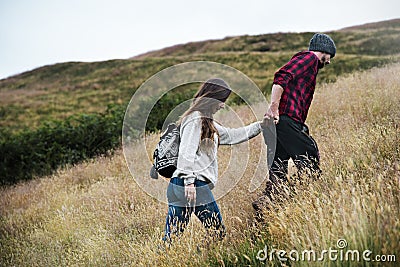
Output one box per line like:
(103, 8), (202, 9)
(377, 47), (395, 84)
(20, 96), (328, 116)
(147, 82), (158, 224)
(273, 51), (319, 124)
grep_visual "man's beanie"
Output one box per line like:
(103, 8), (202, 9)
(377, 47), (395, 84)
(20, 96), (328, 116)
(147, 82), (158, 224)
(309, 33), (336, 58)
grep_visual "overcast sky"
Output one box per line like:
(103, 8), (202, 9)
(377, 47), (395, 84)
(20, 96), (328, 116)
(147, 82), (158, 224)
(1, 0), (399, 79)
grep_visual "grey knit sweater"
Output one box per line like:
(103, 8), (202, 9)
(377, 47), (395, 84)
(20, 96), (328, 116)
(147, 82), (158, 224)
(172, 111), (262, 188)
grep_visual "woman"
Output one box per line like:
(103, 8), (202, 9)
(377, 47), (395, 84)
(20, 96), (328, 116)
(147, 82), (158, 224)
(163, 78), (264, 243)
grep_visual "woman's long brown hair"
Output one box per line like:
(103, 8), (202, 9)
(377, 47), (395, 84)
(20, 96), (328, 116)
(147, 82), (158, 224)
(179, 78), (231, 142)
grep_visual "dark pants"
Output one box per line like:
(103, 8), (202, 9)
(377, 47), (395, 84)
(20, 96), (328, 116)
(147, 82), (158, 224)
(163, 178), (225, 242)
(254, 115), (321, 211)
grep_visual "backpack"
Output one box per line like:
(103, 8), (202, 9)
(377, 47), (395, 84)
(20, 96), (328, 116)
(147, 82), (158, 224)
(151, 123), (180, 178)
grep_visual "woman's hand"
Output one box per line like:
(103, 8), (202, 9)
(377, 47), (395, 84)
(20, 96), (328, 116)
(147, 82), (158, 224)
(185, 183), (196, 205)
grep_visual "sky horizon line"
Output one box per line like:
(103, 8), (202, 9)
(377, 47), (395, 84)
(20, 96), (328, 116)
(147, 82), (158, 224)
(1, 0), (398, 80)
(2, 16), (399, 80)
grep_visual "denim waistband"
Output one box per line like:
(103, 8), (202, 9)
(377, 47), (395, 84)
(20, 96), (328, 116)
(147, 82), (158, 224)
(170, 177), (210, 187)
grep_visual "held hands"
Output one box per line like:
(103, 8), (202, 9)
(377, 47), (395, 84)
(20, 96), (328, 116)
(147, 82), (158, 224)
(264, 84), (283, 125)
(263, 103), (280, 126)
(185, 183), (196, 205)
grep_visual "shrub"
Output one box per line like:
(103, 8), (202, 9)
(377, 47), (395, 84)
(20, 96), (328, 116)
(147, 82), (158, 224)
(0, 105), (124, 185)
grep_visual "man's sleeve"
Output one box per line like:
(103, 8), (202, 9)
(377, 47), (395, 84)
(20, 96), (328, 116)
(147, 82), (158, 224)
(273, 53), (316, 88)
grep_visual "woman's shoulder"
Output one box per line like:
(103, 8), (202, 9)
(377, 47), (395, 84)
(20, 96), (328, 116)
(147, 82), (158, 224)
(181, 111), (202, 127)
(183, 111), (202, 121)
(189, 110), (202, 118)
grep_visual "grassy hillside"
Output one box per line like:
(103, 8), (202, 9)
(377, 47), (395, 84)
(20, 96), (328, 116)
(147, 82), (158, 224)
(134, 18), (400, 58)
(1, 63), (399, 266)
(1, 19), (399, 133)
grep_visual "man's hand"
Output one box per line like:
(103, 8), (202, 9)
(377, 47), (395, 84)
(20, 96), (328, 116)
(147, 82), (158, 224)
(185, 183), (196, 205)
(265, 84), (283, 125)
(264, 103), (280, 125)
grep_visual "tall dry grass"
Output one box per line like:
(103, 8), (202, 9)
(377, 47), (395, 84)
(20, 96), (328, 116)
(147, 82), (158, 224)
(1, 63), (399, 266)
(254, 63), (400, 266)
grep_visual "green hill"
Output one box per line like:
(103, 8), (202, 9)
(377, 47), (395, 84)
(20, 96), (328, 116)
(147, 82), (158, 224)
(0, 18), (399, 184)
(134, 18), (400, 58)
(1, 18), (399, 133)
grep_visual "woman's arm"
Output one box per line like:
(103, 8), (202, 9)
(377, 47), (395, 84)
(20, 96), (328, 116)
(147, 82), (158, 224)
(215, 121), (262, 145)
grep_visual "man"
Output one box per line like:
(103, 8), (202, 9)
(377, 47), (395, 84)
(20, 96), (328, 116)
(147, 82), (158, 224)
(253, 33), (336, 213)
